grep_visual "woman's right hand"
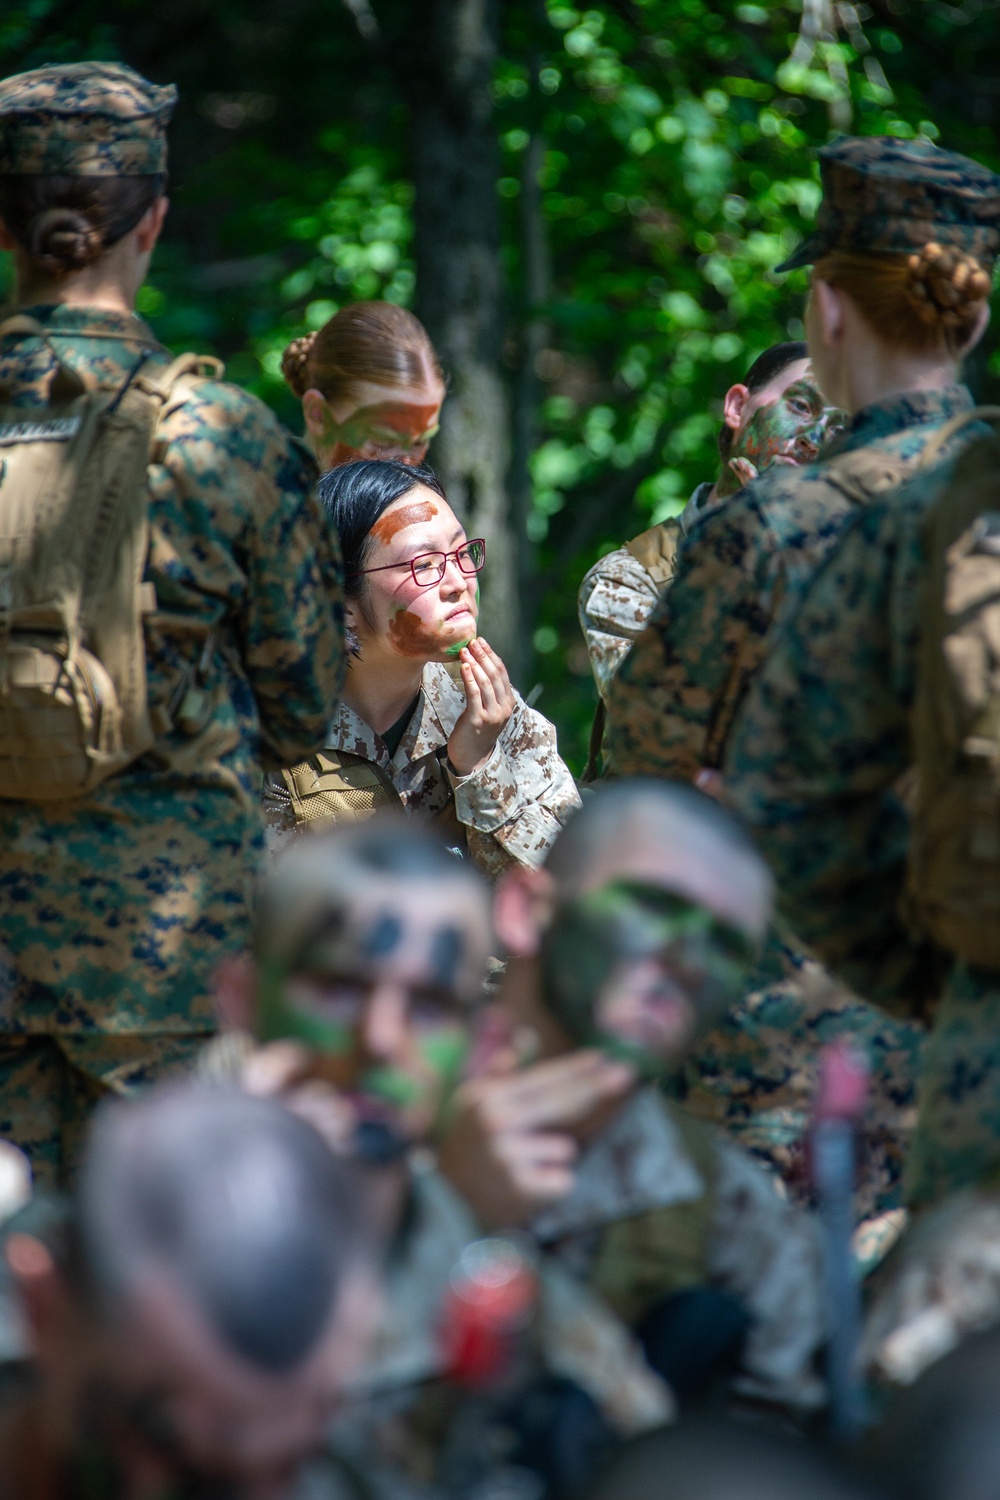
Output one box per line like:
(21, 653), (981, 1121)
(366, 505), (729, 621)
(447, 637), (516, 778)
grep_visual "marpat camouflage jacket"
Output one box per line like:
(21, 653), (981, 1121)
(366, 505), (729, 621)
(530, 1086), (827, 1409)
(605, 387), (973, 781)
(0, 304), (344, 1035)
(263, 660), (581, 877)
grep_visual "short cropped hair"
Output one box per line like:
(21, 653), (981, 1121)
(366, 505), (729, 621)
(77, 1084), (367, 1372)
(717, 340), (809, 460)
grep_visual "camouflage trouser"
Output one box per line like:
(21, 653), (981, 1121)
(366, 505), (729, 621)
(0, 1032), (213, 1190)
(905, 963), (1000, 1207)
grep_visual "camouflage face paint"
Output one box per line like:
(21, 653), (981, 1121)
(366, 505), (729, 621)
(716, 377), (848, 497)
(328, 401), (441, 464)
(429, 924), (465, 991)
(362, 911), (403, 959)
(539, 881), (757, 1077)
(387, 604), (473, 659)
(370, 500), (439, 546)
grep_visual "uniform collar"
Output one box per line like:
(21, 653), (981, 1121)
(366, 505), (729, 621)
(831, 383), (973, 457)
(327, 662), (466, 769)
(530, 1086), (706, 1242)
(2, 303), (159, 345)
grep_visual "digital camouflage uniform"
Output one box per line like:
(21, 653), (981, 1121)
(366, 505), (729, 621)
(331, 1157), (674, 1500)
(677, 936), (924, 1264)
(604, 385), (974, 786)
(578, 483), (713, 702)
(529, 1085), (827, 1410)
(263, 660), (581, 878)
(723, 140), (1000, 1208)
(0, 64), (345, 1186)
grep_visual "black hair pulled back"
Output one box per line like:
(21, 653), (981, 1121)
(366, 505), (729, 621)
(0, 172), (164, 277)
(315, 458), (447, 601)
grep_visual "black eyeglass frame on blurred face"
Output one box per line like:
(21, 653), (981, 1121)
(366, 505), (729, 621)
(349, 538), (487, 589)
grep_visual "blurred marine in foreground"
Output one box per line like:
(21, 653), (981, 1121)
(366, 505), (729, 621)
(0, 1083), (378, 1499)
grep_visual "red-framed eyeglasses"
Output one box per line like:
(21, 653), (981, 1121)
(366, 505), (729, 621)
(350, 538), (486, 589)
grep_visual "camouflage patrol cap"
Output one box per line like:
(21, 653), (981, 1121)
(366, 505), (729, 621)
(776, 135), (1000, 273)
(0, 62), (176, 177)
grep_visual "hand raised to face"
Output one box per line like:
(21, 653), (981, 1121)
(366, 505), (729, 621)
(448, 637), (517, 778)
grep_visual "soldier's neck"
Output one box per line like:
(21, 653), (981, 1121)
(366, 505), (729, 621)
(12, 239), (146, 317)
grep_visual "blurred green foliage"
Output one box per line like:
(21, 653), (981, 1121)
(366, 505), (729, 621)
(1, 0), (998, 770)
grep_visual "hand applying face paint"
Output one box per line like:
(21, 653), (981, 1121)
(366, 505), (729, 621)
(448, 638), (517, 778)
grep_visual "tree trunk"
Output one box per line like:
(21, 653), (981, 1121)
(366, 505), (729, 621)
(397, 0), (519, 672)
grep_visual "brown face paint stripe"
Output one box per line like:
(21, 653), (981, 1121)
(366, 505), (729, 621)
(371, 500), (439, 545)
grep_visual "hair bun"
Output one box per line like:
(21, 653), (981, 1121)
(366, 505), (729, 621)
(907, 241), (992, 329)
(280, 332), (319, 398)
(27, 208), (103, 277)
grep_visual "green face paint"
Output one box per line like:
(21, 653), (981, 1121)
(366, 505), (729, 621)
(716, 376), (848, 497)
(540, 881), (757, 1078)
(326, 400), (441, 466)
(258, 957), (355, 1054)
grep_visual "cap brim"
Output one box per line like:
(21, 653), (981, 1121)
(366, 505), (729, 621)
(774, 232), (828, 274)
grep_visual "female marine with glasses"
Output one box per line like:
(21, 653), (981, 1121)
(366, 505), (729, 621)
(263, 460), (580, 876)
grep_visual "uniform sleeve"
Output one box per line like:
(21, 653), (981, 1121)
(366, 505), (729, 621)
(577, 549), (662, 702)
(605, 493), (781, 781)
(160, 384), (345, 770)
(447, 696), (582, 875)
(706, 1140), (827, 1410)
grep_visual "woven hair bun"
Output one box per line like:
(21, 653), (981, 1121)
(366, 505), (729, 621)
(280, 332), (319, 398)
(27, 208), (103, 277)
(908, 241), (992, 329)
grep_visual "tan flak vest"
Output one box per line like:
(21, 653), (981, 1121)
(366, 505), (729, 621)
(0, 314), (223, 800)
(276, 744), (468, 851)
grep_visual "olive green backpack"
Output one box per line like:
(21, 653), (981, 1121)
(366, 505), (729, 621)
(908, 408), (1000, 969)
(0, 314), (222, 800)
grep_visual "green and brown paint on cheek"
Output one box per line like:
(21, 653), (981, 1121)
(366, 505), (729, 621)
(539, 881), (757, 1078)
(717, 378), (848, 497)
(330, 401), (441, 463)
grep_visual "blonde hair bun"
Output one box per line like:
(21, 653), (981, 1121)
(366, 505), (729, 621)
(280, 331), (319, 398)
(908, 241), (992, 329)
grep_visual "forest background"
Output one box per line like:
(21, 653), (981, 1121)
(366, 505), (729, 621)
(2, 0), (998, 772)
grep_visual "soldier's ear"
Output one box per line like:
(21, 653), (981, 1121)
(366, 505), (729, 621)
(721, 382), (750, 435)
(493, 866), (554, 959)
(134, 196), (169, 255)
(810, 278), (844, 349)
(212, 952), (257, 1031)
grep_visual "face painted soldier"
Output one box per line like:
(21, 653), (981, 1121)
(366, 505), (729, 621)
(0, 1084), (378, 1500)
(210, 819), (675, 1500)
(578, 343), (845, 713)
(438, 780), (827, 1414)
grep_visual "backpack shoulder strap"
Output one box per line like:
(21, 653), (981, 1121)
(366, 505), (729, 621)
(820, 443), (921, 506)
(624, 520), (682, 588)
(916, 405), (1000, 474)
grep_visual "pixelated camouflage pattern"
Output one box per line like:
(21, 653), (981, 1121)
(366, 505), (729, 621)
(861, 1182), (1000, 1386)
(0, 1032), (211, 1190)
(777, 135), (1000, 272)
(606, 385), (973, 783)
(263, 660), (580, 877)
(0, 304), (344, 1042)
(679, 936), (925, 1232)
(530, 1086), (827, 1409)
(578, 483), (714, 701)
(0, 63), (175, 177)
(722, 421), (996, 1009)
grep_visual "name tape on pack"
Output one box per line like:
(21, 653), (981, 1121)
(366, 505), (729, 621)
(0, 416), (82, 446)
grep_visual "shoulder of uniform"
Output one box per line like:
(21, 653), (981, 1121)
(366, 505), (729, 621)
(161, 376), (315, 462)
